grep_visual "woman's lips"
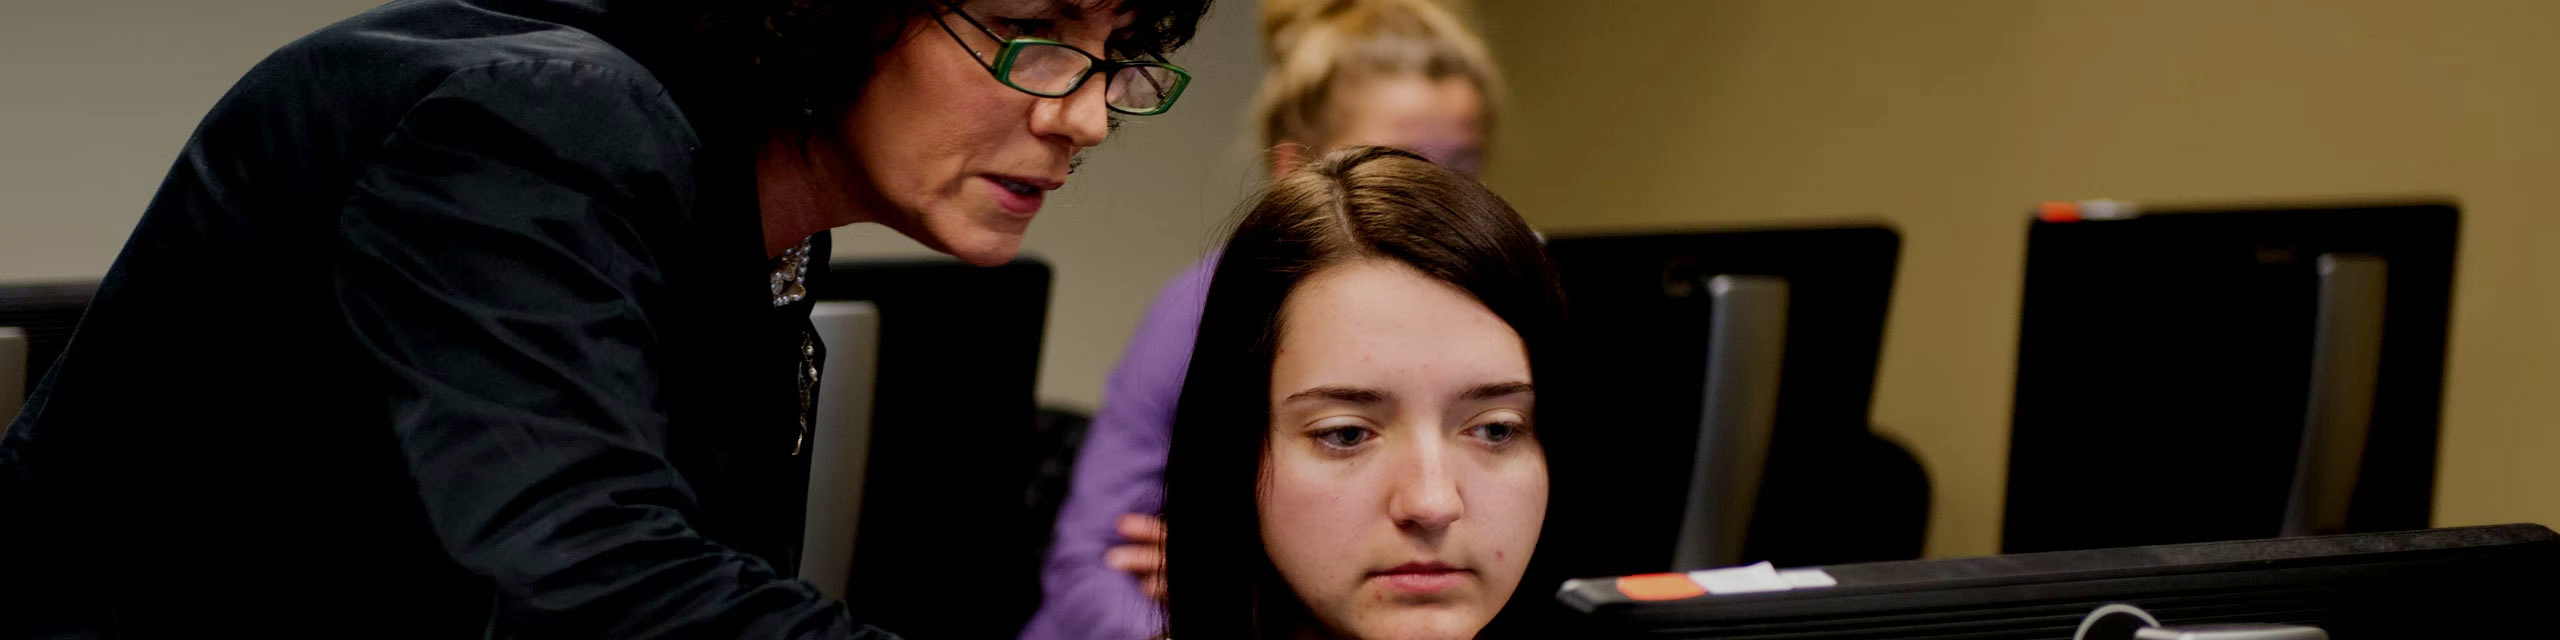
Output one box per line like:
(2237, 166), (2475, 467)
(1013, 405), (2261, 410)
(1370, 562), (1470, 595)
(984, 174), (1060, 218)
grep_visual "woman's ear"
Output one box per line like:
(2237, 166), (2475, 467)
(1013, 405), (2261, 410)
(1269, 141), (1310, 179)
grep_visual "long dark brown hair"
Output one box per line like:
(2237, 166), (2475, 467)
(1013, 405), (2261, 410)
(1161, 146), (1586, 639)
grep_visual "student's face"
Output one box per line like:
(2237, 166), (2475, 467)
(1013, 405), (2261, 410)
(1261, 259), (1547, 640)
(1322, 75), (1486, 176)
(842, 0), (1131, 266)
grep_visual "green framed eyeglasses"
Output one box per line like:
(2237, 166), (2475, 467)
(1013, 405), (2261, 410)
(934, 2), (1193, 116)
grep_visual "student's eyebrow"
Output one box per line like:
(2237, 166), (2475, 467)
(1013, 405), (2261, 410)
(1459, 381), (1535, 402)
(1283, 386), (1387, 406)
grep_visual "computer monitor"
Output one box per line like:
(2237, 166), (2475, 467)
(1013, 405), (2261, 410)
(1556, 523), (2557, 638)
(1545, 225), (1922, 573)
(1, 327), (25, 424)
(798, 301), (881, 600)
(2003, 201), (2457, 554)
(804, 256), (1051, 639)
(0, 281), (96, 400)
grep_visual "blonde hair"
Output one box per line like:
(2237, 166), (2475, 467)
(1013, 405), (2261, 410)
(1254, 0), (1504, 160)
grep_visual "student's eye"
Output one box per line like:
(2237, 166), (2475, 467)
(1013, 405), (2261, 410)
(1468, 421), (1528, 445)
(1311, 425), (1376, 450)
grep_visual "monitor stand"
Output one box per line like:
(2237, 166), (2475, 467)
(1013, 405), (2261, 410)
(1673, 275), (1788, 570)
(2282, 254), (2387, 538)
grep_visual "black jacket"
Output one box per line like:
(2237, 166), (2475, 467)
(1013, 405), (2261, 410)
(0, 1), (894, 636)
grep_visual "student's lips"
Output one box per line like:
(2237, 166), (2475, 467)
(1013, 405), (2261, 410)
(1369, 562), (1471, 594)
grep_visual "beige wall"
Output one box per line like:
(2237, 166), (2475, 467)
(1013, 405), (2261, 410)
(1479, 0), (2560, 558)
(1, 0), (386, 280)
(0, 1), (1264, 412)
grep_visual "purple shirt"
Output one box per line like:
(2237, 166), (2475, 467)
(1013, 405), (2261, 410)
(1018, 257), (1217, 640)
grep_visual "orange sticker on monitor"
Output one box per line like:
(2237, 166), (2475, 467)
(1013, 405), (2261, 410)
(1616, 573), (1707, 601)
(2038, 201), (2082, 223)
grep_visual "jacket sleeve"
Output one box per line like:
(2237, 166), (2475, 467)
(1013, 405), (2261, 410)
(330, 59), (896, 639)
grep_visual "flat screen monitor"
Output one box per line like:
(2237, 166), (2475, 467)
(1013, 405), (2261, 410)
(798, 301), (881, 600)
(0, 282), (96, 400)
(1557, 523), (2557, 639)
(1546, 225), (1918, 573)
(805, 256), (1051, 639)
(2003, 201), (2457, 554)
(1, 327), (24, 424)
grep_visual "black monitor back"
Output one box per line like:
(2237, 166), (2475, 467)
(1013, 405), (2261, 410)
(1546, 225), (1918, 573)
(1557, 523), (2558, 639)
(2003, 201), (2456, 554)
(0, 282), (97, 399)
(806, 256), (1051, 639)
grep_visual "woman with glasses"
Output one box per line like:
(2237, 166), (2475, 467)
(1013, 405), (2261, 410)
(1023, 1), (1502, 638)
(0, 1), (1202, 638)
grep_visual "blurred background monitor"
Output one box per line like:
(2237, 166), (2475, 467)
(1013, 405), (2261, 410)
(2003, 201), (2458, 554)
(798, 301), (882, 600)
(1546, 225), (1927, 574)
(1, 327), (23, 424)
(806, 257), (1052, 639)
(0, 281), (96, 402)
(1556, 523), (2557, 639)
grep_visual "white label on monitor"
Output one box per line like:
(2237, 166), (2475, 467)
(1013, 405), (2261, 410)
(1778, 568), (1838, 589)
(1680, 562), (1840, 595)
(1688, 562), (1793, 594)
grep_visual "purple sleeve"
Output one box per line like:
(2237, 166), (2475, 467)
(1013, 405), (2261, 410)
(1018, 256), (1217, 640)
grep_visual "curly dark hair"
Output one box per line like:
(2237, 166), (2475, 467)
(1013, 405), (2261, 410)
(623, 0), (1210, 138)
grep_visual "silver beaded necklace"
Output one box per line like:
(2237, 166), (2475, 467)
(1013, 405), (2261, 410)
(772, 235), (816, 455)
(770, 236), (813, 307)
